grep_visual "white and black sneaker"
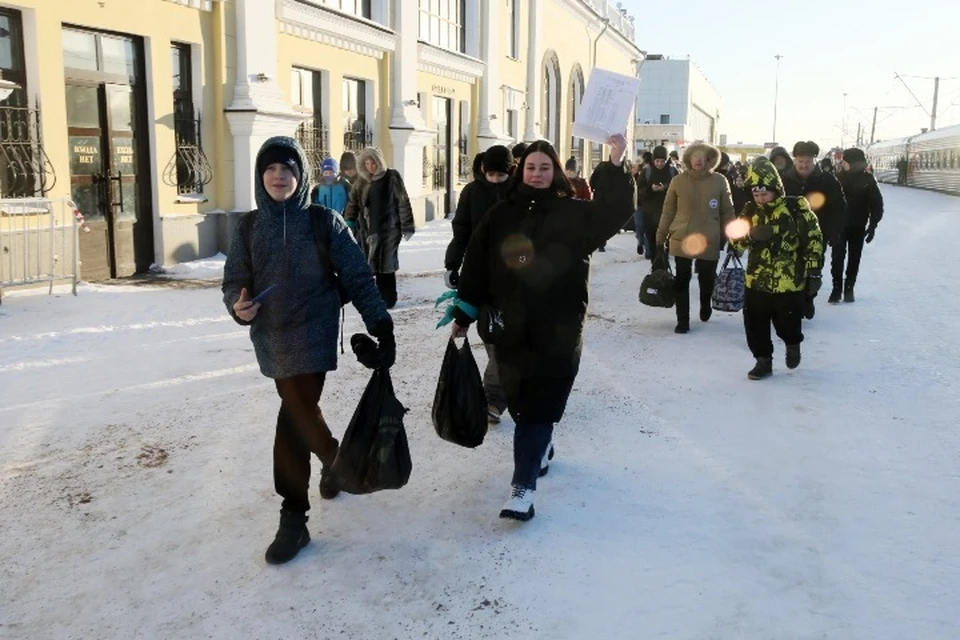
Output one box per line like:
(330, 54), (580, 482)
(499, 485), (535, 521)
(487, 404), (502, 424)
(539, 443), (555, 477)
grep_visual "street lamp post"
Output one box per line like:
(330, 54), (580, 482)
(772, 55), (783, 143)
(841, 92), (848, 148)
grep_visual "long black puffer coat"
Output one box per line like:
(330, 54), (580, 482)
(454, 163), (633, 424)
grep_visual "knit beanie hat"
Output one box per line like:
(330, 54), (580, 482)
(511, 142), (528, 160)
(483, 145), (512, 174)
(564, 156), (579, 172)
(321, 158), (338, 173)
(339, 151), (357, 171)
(257, 145), (301, 179)
(653, 145), (668, 160)
(842, 148), (866, 164)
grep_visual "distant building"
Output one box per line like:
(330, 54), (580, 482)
(634, 55), (720, 154)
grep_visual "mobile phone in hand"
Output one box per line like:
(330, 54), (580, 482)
(250, 284), (278, 305)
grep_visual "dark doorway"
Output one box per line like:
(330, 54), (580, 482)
(63, 27), (151, 280)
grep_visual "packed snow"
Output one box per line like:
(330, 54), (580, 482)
(1, 185), (957, 639)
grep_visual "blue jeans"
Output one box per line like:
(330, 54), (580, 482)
(512, 422), (554, 490)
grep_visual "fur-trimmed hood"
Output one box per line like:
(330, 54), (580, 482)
(681, 143), (721, 173)
(357, 147), (388, 182)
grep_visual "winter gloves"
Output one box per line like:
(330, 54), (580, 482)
(865, 225), (877, 244)
(444, 270), (459, 290)
(749, 224), (775, 244)
(806, 273), (823, 297)
(352, 319), (396, 370)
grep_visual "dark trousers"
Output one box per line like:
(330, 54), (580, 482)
(512, 421), (554, 490)
(375, 272), (397, 308)
(273, 373), (338, 513)
(674, 257), (718, 321)
(830, 226), (867, 285)
(743, 289), (805, 358)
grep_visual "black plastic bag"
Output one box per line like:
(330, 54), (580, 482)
(330, 337), (411, 494)
(432, 336), (487, 448)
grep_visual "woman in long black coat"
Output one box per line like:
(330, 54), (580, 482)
(449, 136), (633, 521)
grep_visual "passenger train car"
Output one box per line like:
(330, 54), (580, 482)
(865, 124), (960, 195)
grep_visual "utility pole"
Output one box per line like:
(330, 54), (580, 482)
(772, 54), (783, 143)
(931, 76), (940, 132)
(870, 106), (877, 144)
(856, 122), (862, 147)
(841, 92), (848, 148)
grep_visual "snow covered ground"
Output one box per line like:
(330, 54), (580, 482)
(1, 185), (958, 639)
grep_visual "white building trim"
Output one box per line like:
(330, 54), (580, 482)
(554, 0), (643, 60)
(161, 0), (213, 10)
(417, 43), (485, 84)
(276, 0), (397, 59)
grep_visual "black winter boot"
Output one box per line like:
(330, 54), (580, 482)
(843, 280), (855, 303)
(747, 357), (773, 380)
(699, 291), (713, 322)
(265, 509), (310, 564)
(785, 344), (801, 370)
(828, 281), (842, 304)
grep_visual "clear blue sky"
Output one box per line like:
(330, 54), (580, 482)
(619, 0), (960, 148)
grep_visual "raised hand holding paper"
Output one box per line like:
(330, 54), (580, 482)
(572, 68), (641, 144)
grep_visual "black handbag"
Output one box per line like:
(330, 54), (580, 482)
(639, 248), (676, 308)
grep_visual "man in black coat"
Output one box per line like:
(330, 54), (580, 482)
(641, 145), (677, 255)
(834, 148), (883, 303)
(781, 140), (847, 319)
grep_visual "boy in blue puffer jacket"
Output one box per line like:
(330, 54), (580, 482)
(222, 137), (395, 565)
(310, 157), (351, 215)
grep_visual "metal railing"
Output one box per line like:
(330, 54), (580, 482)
(0, 196), (79, 302)
(0, 103), (57, 198)
(296, 116), (331, 184)
(343, 117), (373, 152)
(162, 105), (214, 195)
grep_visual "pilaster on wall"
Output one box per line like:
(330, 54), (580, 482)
(522, 0), (540, 142)
(476, 0), (512, 150)
(224, 0), (306, 211)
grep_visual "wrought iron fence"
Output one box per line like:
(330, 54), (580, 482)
(296, 115), (331, 184)
(343, 117), (372, 153)
(422, 146), (432, 186)
(458, 135), (472, 183)
(0, 103), (56, 199)
(162, 104), (213, 195)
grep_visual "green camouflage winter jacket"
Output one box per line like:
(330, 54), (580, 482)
(730, 157), (824, 294)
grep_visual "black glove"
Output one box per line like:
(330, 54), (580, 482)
(806, 274), (823, 297)
(749, 224), (775, 243)
(865, 226), (876, 244)
(352, 320), (396, 370)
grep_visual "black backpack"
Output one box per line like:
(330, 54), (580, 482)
(241, 204), (351, 306)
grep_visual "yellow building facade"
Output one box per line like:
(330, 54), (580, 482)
(0, 0), (641, 280)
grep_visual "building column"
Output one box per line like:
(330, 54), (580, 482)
(522, 0), (540, 142)
(389, 0), (433, 204)
(224, 0), (305, 212)
(476, 0), (510, 150)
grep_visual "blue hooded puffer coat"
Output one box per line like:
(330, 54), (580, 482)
(221, 136), (391, 379)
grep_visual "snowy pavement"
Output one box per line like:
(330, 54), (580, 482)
(1, 185), (958, 639)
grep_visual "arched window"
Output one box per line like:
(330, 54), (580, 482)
(541, 50), (561, 146)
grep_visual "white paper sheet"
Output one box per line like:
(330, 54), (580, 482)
(572, 68), (641, 144)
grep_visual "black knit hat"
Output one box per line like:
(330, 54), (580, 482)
(653, 145), (668, 160)
(339, 151), (357, 171)
(792, 140), (820, 158)
(257, 145), (301, 179)
(483, 145), (512, 174)
(564, 156), (579, 172)
(512, 142), (528, 160)
(842, 148), (866, 164)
